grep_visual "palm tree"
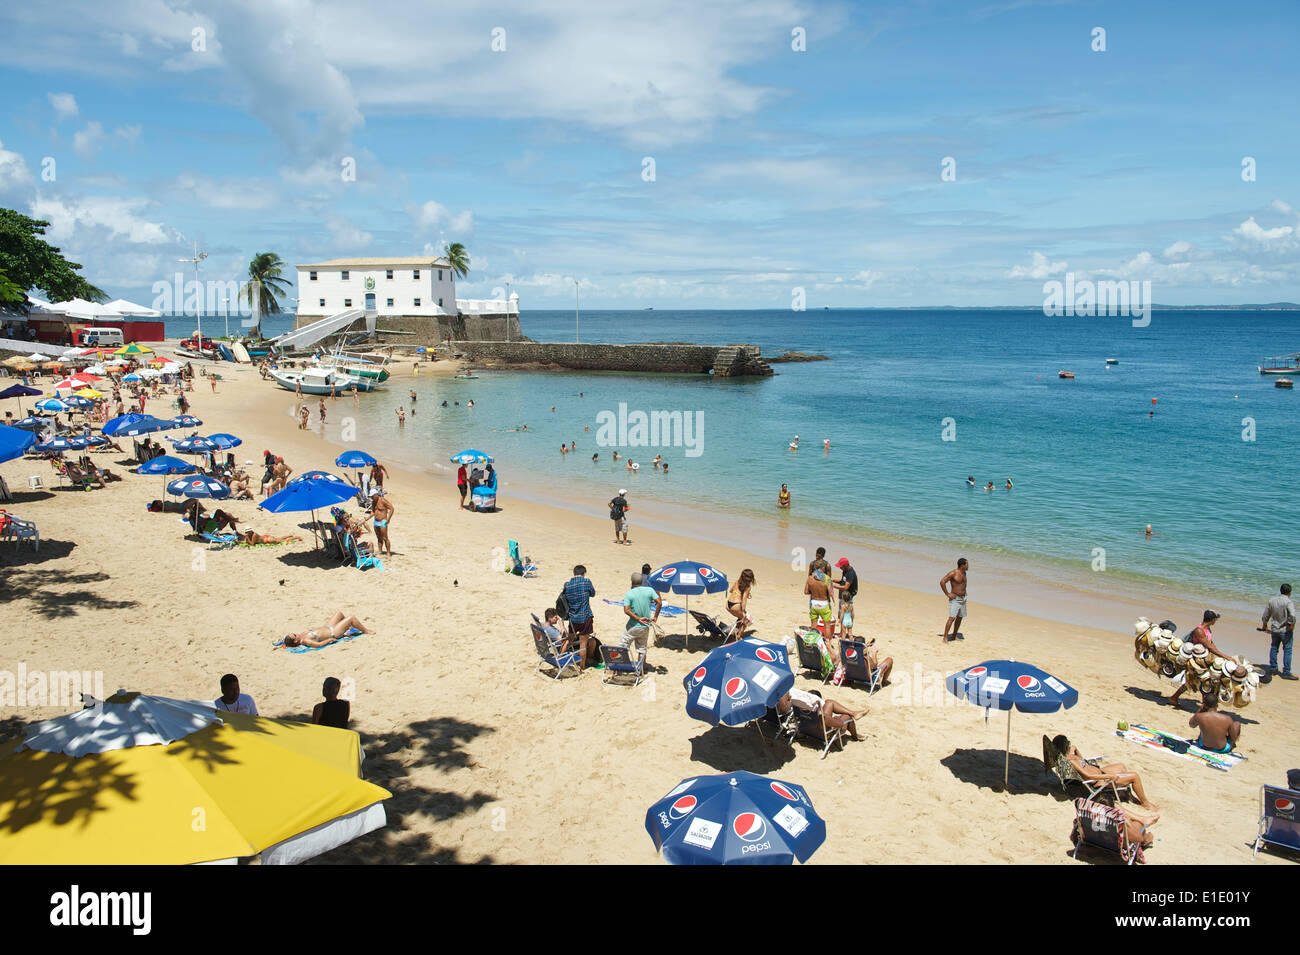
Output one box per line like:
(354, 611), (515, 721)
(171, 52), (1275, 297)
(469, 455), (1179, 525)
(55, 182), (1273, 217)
(241, 252), (291, 340)
(443, 242), (470, 279)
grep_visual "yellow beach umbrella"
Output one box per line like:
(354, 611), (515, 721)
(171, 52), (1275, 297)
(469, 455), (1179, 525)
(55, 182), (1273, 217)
(2, 355), (33, 367)
(113, 343), (154, 356)
(0, 693), (390, 864)
(73, 388), (105, 399)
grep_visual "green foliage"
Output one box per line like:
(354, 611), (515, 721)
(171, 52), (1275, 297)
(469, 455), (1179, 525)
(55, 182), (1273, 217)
(0, 208), (105, 302)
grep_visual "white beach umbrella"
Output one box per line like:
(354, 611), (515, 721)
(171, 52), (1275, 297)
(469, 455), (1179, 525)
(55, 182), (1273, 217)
(27, 353), (50, 362)
(18, 692), (222, 756)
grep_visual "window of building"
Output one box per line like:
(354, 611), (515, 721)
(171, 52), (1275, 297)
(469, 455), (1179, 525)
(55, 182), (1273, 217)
(344, 298), (352, 307)
(341, 270), (349, 280)
(309, 271), (318, 281)
(438, 269), (443, 281)
(385, 270), (393, 280)
(319, 298), (326, 308)
(413, 269), (420, 280)
(414, 298), (421, 307)
(386, 298), (394, 308)
(438, 298), (443, 307)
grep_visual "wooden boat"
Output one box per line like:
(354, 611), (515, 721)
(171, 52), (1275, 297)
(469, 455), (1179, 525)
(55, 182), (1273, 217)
(270, 367), (380, 395)
(312, 352), (391, 382)
(1259, 353), (1300, 375)
(1276, 378), (1294, 389)
(1058, 370), (1075, 379)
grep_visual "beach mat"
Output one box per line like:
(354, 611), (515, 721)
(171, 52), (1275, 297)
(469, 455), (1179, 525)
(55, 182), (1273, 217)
(273, 627), (363, 654)
(1116, 723), (1246, 771)
(602, 598), (685, 616)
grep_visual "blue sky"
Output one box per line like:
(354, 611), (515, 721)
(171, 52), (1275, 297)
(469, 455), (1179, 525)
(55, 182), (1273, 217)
(0, 0), (1297, 310)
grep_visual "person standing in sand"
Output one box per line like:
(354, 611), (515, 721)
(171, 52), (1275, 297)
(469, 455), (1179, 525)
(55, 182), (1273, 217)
(940, 557), (969, 642)
(456, 463), (468, 508)
(318, 398), (326, 426)
(298, 406), (309, 430)
(370, 489), (394, 557)
(609, 489), (630, 544)
(1259, 583), (1296, 678)
(805, 568), (834, 636)
(370, 461), (388, 491)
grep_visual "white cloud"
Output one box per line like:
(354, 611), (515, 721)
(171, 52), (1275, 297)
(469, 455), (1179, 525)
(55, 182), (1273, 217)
(0, 141), (34, 196)
(48, 92), (78, 120)
(1162, 241), (1192, 259)
(1009, 251), (1066, 279)
(72, 121), (105, 161)
(115, 124), (142, 145)
(411, 200), (473, 236)
(327, 217), (372, 249)
(30, 194), (170, 245)
(1233, 216), (1295, 248)
(169, 173), (277, 210)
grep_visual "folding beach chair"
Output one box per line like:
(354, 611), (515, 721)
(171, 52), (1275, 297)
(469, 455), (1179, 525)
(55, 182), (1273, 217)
(200, 532), (239, 549)
(4, 516), (39, 552)
(689, 610), (737, 644)
(1254, 786), (1300, 858)
(507, 539), (538, 577)
(344, 532), (384, 571)
(599, 644), (644, 688)
(794, 631), (831, 683)
(532, 623), (581, 680)
(1070, 797), (1148, 864)
(1042, 735), (1130, 805)
(754, 705), (797, 747)
(791, 693), (843, 759)
(839, 639), (883, 695)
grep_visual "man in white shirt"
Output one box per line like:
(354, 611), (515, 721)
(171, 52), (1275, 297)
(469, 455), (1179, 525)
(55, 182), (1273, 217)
(214, 674), (258, 715)
(1260, 583), (1296, 679)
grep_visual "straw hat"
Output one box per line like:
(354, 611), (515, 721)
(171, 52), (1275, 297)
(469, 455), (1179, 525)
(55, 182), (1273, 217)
(1160, 661), (1179, 679)
(1133, 618), (1152, 636)
(1218, 685), (1235, 705)
(1169, 637), (1183, 653)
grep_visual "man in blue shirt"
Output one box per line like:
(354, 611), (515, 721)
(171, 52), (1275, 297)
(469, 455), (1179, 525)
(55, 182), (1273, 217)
(562, 564), (599, 669)
(622, 572), (662, 664)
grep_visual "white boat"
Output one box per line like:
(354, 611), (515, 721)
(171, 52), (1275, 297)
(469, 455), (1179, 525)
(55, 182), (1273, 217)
(270, 367), (380, 395)
(312, 350), (391, 382)
(454, 370), (480, 380)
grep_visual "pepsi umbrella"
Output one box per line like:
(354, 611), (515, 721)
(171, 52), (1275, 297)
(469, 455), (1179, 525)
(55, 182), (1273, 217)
(34, 436), (81, 453)
(335, 450), (377, 469)
(12, 416), (52, 432)
(0, 383), (43, 416)
(63, 395), (94, 410)
(0, 424), (37, 464)
(103, 415), (173, 438)
(102, 413), (147, 436)
(449, 449), (492, 465)
(683, 637), (794, 727)
(34, 398), (71, 414)
(169, 415), (203, 429)
(138, 454), (198, 496)
(174, 436), (220, 455)
(78, 433), (109, 448)
(946, 659), (1079, 788)
(261, 476), (359, 549)
(292, 470), (350, 486)
(645, 771), (826, 865)
(207, 432), (240, 449)
(166, 476), (231, 500)
(647, 560), (730, 644)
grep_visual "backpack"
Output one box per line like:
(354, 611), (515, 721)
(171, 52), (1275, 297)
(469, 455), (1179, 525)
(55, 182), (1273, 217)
(555, 593), (570, 620)
(609, 498), (625, 520)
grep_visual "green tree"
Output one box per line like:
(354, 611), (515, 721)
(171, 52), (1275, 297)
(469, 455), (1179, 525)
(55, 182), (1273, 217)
(444, 242), (470, 279)
(0, 208), (105, 302)
(0, 267), (25, 304)
(240, 252), (291, 340)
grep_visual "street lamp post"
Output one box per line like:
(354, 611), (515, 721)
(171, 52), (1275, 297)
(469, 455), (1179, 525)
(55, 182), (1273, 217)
(222, 294), (230, 340)
(178, 241), (208, 342)
(574, 279), (580, 343)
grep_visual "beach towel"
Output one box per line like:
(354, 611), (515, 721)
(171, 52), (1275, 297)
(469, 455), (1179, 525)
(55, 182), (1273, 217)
(798, 627), (835, 680)
(1116, 723), (1246, 771)
(602, 598), (686, 617)
(273, 627), (363, 654)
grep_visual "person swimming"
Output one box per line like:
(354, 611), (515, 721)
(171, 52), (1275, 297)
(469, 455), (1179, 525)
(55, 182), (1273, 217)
(1005, 477), (1013, 490)
(985, 481), (994, 492)
(789, 434), (799, 450)
(966, 475), (976, 487)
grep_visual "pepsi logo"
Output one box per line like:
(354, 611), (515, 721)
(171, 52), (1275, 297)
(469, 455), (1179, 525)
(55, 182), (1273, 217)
(1276, 798), (1295, 813)
(661, 568), (677, 577)
(691, 667), (707, 684)
(1017, 675), (1041, 692)
(770, 781), (797, 801)
(968, 666), (988, 677)
(669, 795), (698, 819)
(732, 812), (767, 842)
(725, 677), (748, 699)
(699, 567), (712, 577)
(846, 648), (858, 659)
(755, 647), (777, 663)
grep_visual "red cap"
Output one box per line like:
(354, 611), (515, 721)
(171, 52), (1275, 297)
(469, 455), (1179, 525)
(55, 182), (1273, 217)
(835, 558), (850, 568)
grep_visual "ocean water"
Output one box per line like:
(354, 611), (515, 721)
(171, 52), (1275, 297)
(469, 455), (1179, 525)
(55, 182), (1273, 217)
(240, 308), (1298, 607)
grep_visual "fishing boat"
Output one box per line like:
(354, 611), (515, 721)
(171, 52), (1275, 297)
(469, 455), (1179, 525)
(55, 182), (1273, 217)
(1276, 378), (1294, 390)
(311, 350), (391, 382)
(1058, 370), (1075, 379)
(270, 367), (380, 395)
(454, 370), (480, 380)
(1105, 358), (1119, 365)
(1259, 353), (1300, 375)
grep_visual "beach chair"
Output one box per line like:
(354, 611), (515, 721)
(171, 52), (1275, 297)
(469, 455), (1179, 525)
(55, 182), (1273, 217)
(507, 539), (538, 577)
(599, 643), (644, 688)
(1070, 797), (1148, 865)
(27, 474), (43, 491)
(532, 623), (581, 680)
(690, 610), (735, 644)
(344, 532), (384, 571)
(839, 639), (884, 695)
(200, 531), (239, 549)
(1253, 786), (1300, 858)
(754, 705), (796, 747)
(4, 516), (39, 552)
(1042, 735), (1130, 805)
(791, 693), (843, 759)
(794, 631), (831, 683)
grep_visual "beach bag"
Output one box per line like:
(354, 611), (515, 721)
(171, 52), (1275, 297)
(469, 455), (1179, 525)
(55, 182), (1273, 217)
(800, 630), (834, 679)
(609, 500), (625, 520)
(555, 593), (570, 620)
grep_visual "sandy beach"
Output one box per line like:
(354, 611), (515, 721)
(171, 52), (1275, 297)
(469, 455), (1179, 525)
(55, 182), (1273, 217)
(2, 351), (1296, 865)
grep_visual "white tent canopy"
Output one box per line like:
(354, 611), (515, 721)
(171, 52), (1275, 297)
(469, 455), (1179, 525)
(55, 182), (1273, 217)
(104, 298), (162, 317)
(47, 298), (124, 321)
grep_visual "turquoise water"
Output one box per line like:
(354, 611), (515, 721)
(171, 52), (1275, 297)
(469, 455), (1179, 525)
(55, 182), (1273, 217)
(265, 308), (1298, 604)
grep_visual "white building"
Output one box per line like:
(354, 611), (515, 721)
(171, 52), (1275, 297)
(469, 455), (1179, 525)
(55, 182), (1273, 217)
(295, 257), (461, 319)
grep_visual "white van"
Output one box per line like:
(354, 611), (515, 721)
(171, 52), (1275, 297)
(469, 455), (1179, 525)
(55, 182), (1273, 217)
(78, 327), (125, 347)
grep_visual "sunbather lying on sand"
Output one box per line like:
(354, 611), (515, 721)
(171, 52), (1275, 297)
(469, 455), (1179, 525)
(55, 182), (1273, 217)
(283, 611), (374, 648)
(1053, 734), (1159, 810)
(238, 530), (302, 545)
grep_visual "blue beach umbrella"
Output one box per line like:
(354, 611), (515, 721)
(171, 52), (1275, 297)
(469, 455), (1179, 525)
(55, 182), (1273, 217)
(261, 476), (359, 549)
(137, 454), (198, 496)
(166, 476), (231, 500)
(645, 771), (826, 866)
(122, 373), (142, 383)
(0, 383), (43, 416)
(12, 416), (53, 432)
(206, 432), (240, 449)
(63, 395), (94, 410)
(292, 470), (350, 486)
(647, 560), (730, 642)
(0, 424), (37, 464)
(946, 659), (1079, 788)
(170, 415), (203, 429)
(102, 413), (147, 436)
(34, 398), (71, 414)
(174, 436), (220, 455)
(103, 415), (174, 438)
(34, 436), (81, 452)
(450, 449), (492, 465)
(335, 449), (377, 469)
(76, 433), (109, 447)
(683, 637), (794, 727)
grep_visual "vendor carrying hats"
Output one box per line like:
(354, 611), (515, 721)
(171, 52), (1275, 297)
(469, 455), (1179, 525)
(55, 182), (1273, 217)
(1168, 611), (1232, 707)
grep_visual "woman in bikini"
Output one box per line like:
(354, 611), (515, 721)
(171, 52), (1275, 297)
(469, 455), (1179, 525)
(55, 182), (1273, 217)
(726, 568), (756, 638)
(238, 529), (303, 545)
(777, 483), (791, 508)
(283, 611), (375, 648)
(1054, 735), (1159, 811)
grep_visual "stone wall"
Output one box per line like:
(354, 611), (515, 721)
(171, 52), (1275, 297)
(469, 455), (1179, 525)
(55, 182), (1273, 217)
(294, 312), (522, 345)
(439, 341), (772, 376)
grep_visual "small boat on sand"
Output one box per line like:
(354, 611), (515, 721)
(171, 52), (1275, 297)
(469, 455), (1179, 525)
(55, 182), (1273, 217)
(1058, 370), (1075, 379)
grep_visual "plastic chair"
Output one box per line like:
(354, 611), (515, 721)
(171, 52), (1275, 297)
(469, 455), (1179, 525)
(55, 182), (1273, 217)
(5, 516), (39, 551)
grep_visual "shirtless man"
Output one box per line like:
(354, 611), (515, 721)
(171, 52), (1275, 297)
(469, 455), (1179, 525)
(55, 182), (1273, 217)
(805, 569), (834, 638)
(1188, 694), (1240, 753)
(282, 611), (374, 649)
(370, 489), (394, 557)
(1169, 611), (1232, 706)
(777, 688), (869, 741)
(940, 557), (969, 642)
(369, 461), (388, 490)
